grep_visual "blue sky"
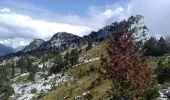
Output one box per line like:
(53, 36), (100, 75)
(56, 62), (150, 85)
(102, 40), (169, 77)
(0, 0), (169, 48)
(0, 0), (127, 16)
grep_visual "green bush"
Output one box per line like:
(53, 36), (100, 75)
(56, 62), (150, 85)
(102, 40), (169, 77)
(37, 91), (46, 99)
(142, 79), (160, 100)
(156, 60), (170, 84)
(89, 76), (102, 89)
(31, 88), (37, 94)
(89, 65), (95, 72)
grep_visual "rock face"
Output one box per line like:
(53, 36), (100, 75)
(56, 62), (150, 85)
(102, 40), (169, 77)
(39, 32), (82, 52)
(22, 32), (82, 53)
(159, 88), (170, 100)
(23, 39), (45, 52)
(128, 15), (149, 43)
(87, 15), (149, 43)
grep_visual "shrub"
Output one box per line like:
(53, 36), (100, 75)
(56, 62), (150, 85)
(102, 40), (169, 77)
(89, 76), (102, 89)
(37, 91), (46, 99)
(89, 65), (95, 72)
(31, 88), (37, 94)
(156, 60), (170, 84)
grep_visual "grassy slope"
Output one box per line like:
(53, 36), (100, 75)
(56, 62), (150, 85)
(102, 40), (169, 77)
(43, 39), (170, 100)
(43, 40), (112, 100)
(79, 40), (109, 60)
(44, 60), (112, 100)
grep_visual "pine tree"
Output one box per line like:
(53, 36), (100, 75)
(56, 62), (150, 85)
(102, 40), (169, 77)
(25, 58), (38, 81)
(166, 36), (170, 52)
(156, 60), (170, 84)
(143, 37), (158, 56)
(28, 65), (38, 82)
(101, 28), (159, 99)
(157, 36), (168, 55)
(86, 37), (93, 51)
(70, 48), (79, 66)
(54, 53), (63, 65)
(16, 56), (26, 73)
(0, 65), (14, 99)
(49, 53), (64, 74)
(10, 61), (15, 78)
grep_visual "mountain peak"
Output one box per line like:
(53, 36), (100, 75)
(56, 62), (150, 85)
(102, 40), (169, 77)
(51, 32), (80, 39)
(23, 39), (45, 52)
(87, 15), (149, 43)
(41, 32), (82, 52)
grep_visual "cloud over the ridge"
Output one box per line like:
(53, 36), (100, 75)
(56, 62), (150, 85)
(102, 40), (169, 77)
(0, 0), (170, 48)
(128, 0), (170, 37)
(0, 8), (92, 48)
(0, 4), (126, 48)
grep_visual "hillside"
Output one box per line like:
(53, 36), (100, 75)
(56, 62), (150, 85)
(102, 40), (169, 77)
(0, 15), (170, 100)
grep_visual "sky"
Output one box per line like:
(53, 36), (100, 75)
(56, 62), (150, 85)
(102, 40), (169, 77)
(0, 0), (169, 48)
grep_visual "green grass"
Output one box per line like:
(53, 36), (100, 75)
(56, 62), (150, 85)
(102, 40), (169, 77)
(66, 60), (101, 78)
(80, 40), (109, 60)
(42, 40), (170, 100)
(43, 59), (112, 100)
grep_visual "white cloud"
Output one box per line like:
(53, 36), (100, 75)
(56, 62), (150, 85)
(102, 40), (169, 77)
(0, 4), (125, 48)
(0, 38), (30, 48)
(0, 8), (92, 48)
(0, 0), (169, 48)
(0, 8), (10, 13)
(128, 0), (170, 37)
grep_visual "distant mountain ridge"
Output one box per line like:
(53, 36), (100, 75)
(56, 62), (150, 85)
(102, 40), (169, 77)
(22, 15), (149, 53)
(0, 44), (15, 55)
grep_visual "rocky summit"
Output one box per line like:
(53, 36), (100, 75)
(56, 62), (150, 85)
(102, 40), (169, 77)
(39, 32), (83, 52)
(23, 39), (45, 52)
(22, 15), (149, 54)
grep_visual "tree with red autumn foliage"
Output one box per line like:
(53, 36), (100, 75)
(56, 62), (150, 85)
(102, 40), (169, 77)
(101, 27), (159, 99)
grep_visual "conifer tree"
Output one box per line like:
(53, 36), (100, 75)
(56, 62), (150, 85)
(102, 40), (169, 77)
(70, 48), (79, 66)
(16, 56), (25, 73)
(86, 37), (93, 51)
(143, 37), (157, 56)
(10, 61), (15, 78)
(25, 58), (38, 81)
(49, 53), (64, 74)
(101, 28), (159, 99)
(28, 65), (38, 82)
(157, 36), (168, 55)
(0, 65), (14, 99)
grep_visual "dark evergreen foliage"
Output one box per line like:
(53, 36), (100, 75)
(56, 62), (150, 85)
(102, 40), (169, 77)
(0, 65), (14, 99)
(156, 60), (170, 84)
(70, 48), (79, 66)
(49, 53), (64, 74)
(143, 36), (169, 56)
(86, 37), (93, 51)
